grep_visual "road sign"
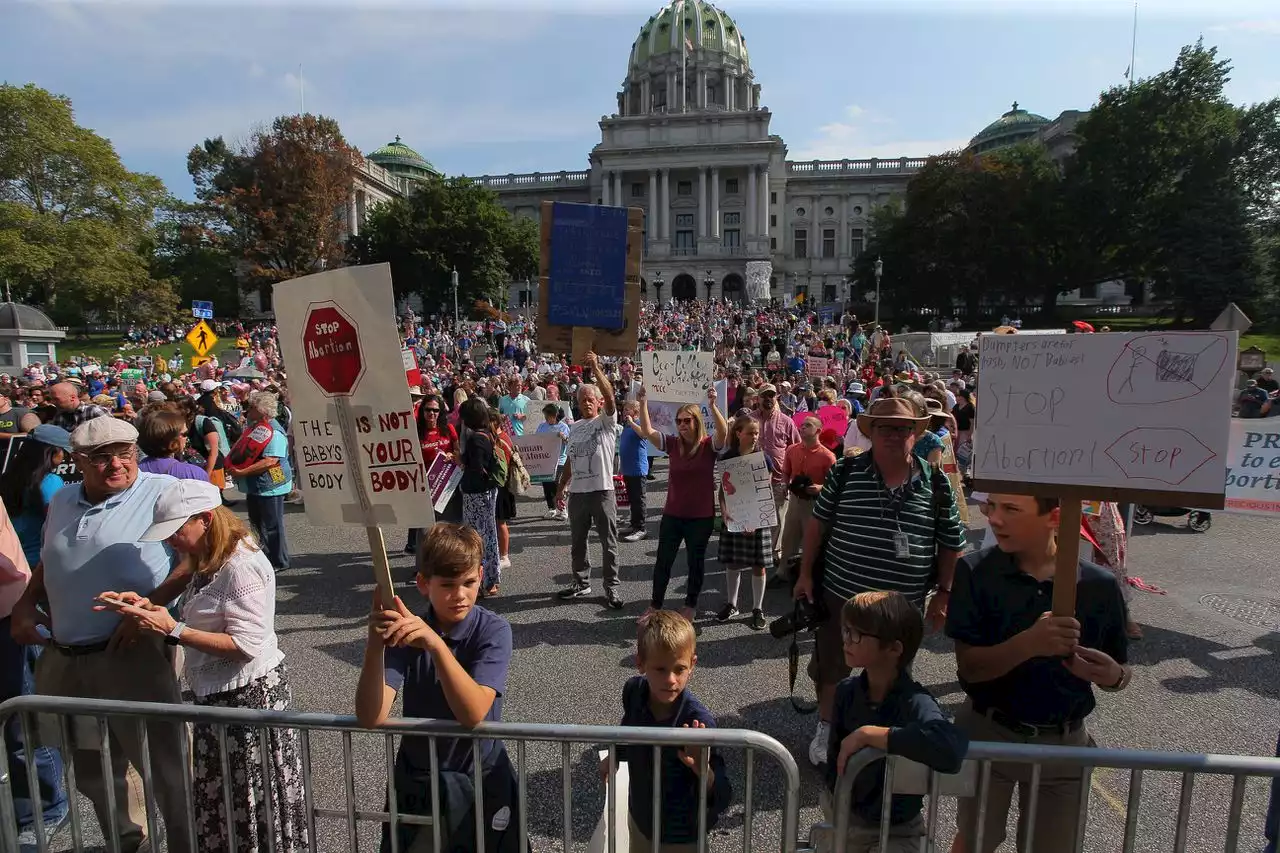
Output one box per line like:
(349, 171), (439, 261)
(302, 303), (365, 396)
(191, 355), (213, 368)
(191, 300), (214, 320)
(1211, 302), (1252, 334)
(186, 320), (218, 356)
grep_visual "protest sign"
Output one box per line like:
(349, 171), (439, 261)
(403, 348), (422, 389)
(640, 351), (714, 404)
(975, 330), (1234, 615)
(514, 432), (561, 482)
(791, 405), (848, 436)
(939, 433), (969, 525)
(426, 454), (463, 514)
(1224, 419), (1280, 515)
(537, 201), (643, 359)
(717, 451), (776, 533)
(806, 357), (828, 378)
(525, 400), (573, 434)
(275, 264), (430, 603)
(648, 379), (728, 449)
(3, 436), (82, 484)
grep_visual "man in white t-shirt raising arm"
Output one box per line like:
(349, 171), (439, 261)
(555, 352), (623, 609)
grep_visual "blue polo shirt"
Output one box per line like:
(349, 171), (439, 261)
(385, 603), (512, 774)
(41, 471), (178, 645)
(498, 394), (529, 437)
(946, 546), (1129, 725)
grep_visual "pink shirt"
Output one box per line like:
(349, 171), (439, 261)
(754, 409), (800, 483)
(0, 501), (31, 621)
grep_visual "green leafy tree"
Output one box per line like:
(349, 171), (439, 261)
(147, 199), (241, 316)
(0, 83), (169, 321)
(350, 176), (538, 315)
(188, 114), (360, 296)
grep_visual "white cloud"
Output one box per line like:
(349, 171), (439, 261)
(1209, 19), (1280, 35)
(790, 105), (969, 162)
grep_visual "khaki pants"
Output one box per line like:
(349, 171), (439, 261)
(815, 789), (931, 853)
(778, 496), (816, 577)
(36, 635), (194, 853)
(627, 815), (699, 853)
(953, 703), (1094, 853)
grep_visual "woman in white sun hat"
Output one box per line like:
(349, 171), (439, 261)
(94, 479), (308, 853)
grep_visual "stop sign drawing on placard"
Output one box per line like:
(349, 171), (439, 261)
(302, 303), (365, 396)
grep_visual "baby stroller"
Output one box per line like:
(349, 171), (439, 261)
(1132, 505), (1211, 533)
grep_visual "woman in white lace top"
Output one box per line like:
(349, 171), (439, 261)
(95, 479), (308, 853)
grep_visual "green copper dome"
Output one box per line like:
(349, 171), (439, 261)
(367, 136), (437, 179)
(629, 0), (749, 73)
(967, 102), (1050, 153)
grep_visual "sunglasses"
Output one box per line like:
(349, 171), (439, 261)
(676, 417), (696, 425)
(424, 408), (441, 413)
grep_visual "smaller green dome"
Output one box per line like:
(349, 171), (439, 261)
(367, 136), (437, 177)
(968, 102), (1050, 151)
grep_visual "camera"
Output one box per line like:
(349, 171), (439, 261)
(768, 595), (829, 639)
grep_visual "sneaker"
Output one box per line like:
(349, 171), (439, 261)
(499, 555), (511, 570)
(809, 721), (831, 767)
(749, 608), (767, 631)
(558, 583), (592, 600)
(543, 508), (558, 520)
(403, 543), (416, 555)
(605, 589), (625, 610)
(554, 509), (569, 521)
(715, 602), (739, 623)
(621, 529), (646, 542)
(18, 813), (68, 853)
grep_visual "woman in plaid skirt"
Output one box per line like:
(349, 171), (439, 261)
(716, 413), (772, 630)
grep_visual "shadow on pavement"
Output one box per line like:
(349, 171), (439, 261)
(1129, 624), (1280, 700)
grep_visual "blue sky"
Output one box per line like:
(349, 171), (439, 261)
(3, 0), (1278, 200)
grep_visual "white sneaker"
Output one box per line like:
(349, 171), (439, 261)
(808, 721), (831, 767)
(555, 509), (569, 521)
(543, 509), (558, 520)
(499, 556), (511, 570)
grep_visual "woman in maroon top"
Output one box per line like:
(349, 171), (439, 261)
(630, 385), (728, 623)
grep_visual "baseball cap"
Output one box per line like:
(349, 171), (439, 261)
(140, 480), (222, 542)
(758, 383), (778, 395)
(70, 417), (139, 453)
(29, 424), (72, 451)
(147, 390), (167, 402)
(200, 379), (219, 392)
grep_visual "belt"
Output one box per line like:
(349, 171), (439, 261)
(975, 705), (1084, 738)
(51, 640), (111, 656)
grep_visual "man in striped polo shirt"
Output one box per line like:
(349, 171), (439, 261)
(794, 396), (966, 767)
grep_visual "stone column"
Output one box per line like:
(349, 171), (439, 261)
(614, 172), (624, 208)
(726, 73), (735, 111)
(698, 168), (707, 238)
(747, 166), (758, 237)
(648, 169), (658, 230)
(760, 167), (770, 238)
(711, 167), (721, 240)
(348, 192), (359, 237)
(601, 173), (611, 206)
(840, 195), (849, 256)
(641, 77), (650, 113)
(661, 169), (671, 239)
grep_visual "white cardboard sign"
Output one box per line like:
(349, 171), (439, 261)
(717, 451), (776, 533)
(513, 432), (561, 482)
(1225, 418), (1280, 515)
(974, 331), (1234, 499)
(275, 264), (433, 527)
(640, 351), (715, 404)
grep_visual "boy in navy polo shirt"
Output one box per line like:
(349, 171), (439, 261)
(604, 610), (731, 850)
(356, 523), (517, 853)
(824, 591), (968, 852)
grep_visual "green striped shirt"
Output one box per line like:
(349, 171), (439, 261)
(812, 453), (966, 605)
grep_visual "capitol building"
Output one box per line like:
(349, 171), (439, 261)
(344, 0), (1089, 308)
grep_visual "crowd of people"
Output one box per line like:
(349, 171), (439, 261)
(0, 300), (1260, 853)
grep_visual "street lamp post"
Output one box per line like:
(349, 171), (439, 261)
(451, 267), (459, 329)
(873, 257), (884, 327)
(704, 270), (714, 302)
(653, 271), (664, 304)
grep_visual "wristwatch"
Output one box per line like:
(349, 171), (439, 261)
(1101, 665), (1131, 692)
(165, 622), (186, 646)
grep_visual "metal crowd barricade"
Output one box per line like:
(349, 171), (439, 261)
(0, 694), (802, 853)
(805, 741), (1280, 853)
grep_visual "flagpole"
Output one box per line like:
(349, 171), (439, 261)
(1128, 0), (1138, 89)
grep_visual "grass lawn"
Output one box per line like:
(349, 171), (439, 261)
(60, 333), (214, 368)
(1081, 316), (1277, 357)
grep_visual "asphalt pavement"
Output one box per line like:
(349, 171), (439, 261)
(40, 466), (1280, 851)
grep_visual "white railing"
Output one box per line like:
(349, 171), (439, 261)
(472, 171), (591, 190)
(787, 157), (930, 175)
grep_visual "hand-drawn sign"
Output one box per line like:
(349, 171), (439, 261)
(1103, 426), (1217, 486)
(1106, 333), (1230, 405)
(641, 351), (714, 403)
(546, 202), (629, 328)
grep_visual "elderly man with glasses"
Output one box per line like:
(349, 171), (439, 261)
(9, 417), (194, 853)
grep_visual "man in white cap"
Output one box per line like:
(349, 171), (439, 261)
(9, 417), (194, 853)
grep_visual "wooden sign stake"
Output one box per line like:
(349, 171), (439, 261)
(1052, 499), (1082, 617)
(335, 397), (396, 606)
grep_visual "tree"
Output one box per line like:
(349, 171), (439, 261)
(1068, 41), (1280, 325)
(0, 83), (168, 321)
(350, 176), (539, 315)
(147, 198), (241, 316)
(188, 114), (360, 295)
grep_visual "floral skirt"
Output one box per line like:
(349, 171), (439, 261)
(463, 488), (501, 587)
(192, 664), (309, 853)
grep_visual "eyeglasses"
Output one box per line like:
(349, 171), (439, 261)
(874, 425), (914, 436)
(676, 417), (695, 425)
(79, 445), (137, 467)
(842, 626), (880, 645)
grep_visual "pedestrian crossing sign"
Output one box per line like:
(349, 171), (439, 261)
(186, 320), (218, 356)
(191, 355), (213, 368)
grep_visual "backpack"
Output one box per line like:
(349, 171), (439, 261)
(196, 414), (230, 459)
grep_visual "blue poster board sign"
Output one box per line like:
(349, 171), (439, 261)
(819, 306), (835, 324)
(192, 300), (214, 320)
(546, 202), (628, 328)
